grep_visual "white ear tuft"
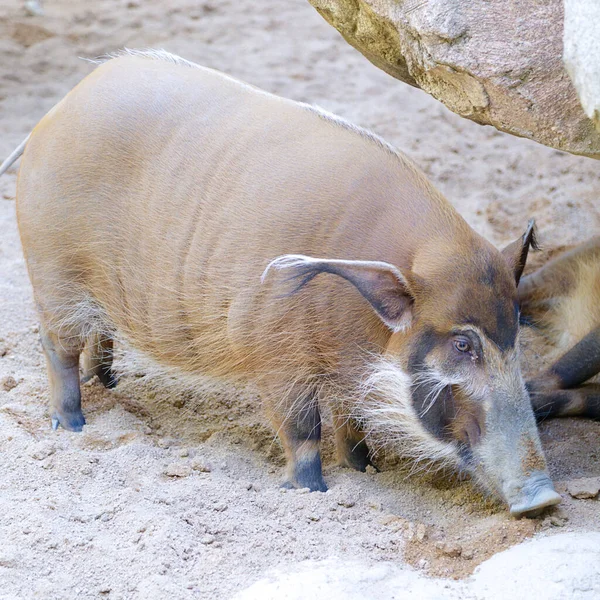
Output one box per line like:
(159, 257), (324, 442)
(260, 254), (318, 283)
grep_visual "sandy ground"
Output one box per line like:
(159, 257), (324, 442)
(0, 1), (599, 599)
(235, 533), (600, 600)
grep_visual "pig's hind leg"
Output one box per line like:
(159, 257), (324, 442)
(82, 332), (117, 389)
(40, 325), (85, 432)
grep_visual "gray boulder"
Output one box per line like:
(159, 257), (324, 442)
(309, 0), (600, 158)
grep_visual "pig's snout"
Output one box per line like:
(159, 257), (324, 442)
(504, 471), (562, 518)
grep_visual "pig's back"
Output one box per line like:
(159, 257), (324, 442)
(16, 53), (456, 379)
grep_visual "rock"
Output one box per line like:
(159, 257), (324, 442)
(337, 499), (356, 508)
(1, 376), (18, 392)
(405, 521), (428, 542)
(564, 1), (600, 133)
(380, 514), (408, 532)
(367, 499), (382, 511)
(200, 534), (216, 545)
(566, 477), (600, 499)
(191, 460), (211, 472)
(164, 463), (192, 478)
(436, 541), (462, 558)
(549, 515), (568, 527)
(308, 0), (600, 158)
(462, 549), (474, 560)
(415, 523), (427, 542)
(30, 442), (56, 461)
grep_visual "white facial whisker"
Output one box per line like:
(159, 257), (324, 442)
(352, 358), (461, 472)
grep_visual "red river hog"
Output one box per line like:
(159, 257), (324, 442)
(0, 50), (561, 516)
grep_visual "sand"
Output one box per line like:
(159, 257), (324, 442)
(0, 1), (599, 598)
(235, 533), (600, 600)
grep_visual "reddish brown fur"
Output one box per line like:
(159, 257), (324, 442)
(9, 51), (559, 512)
(521, 236), (600, 420)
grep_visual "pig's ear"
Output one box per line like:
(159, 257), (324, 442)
(501, 219), (539, 286)
(261, 254), (416, 332)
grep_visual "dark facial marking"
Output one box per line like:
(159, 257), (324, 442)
(479, 263), (499, 287)
(461, 299), (518, 352)
(417, 386), (456, 442)
(491, 299), (519, 351)
(408, 329), (457, 441)
(407, 328), (439, 373)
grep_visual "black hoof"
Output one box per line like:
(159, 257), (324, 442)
(342, 439), (376, 472)
(292, 456), (328, 492)
(98, 367), (118, 389)
(309, 479), (328, 493)
(51, 410), (86, 432)
(281, 478), (328, 493)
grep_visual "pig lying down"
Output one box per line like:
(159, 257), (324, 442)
(1, 50), (560, 516)
(519, 237), (600, 420)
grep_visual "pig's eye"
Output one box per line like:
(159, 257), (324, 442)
(453, 338), (471, 354)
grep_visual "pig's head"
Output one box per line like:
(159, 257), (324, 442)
(263, 221), (561, 517)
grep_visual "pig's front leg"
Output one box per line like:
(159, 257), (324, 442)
(266, 384), (327, 492)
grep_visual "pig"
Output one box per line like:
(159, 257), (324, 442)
(1, 50), (560, 516)
(519, 237), (600, 420)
